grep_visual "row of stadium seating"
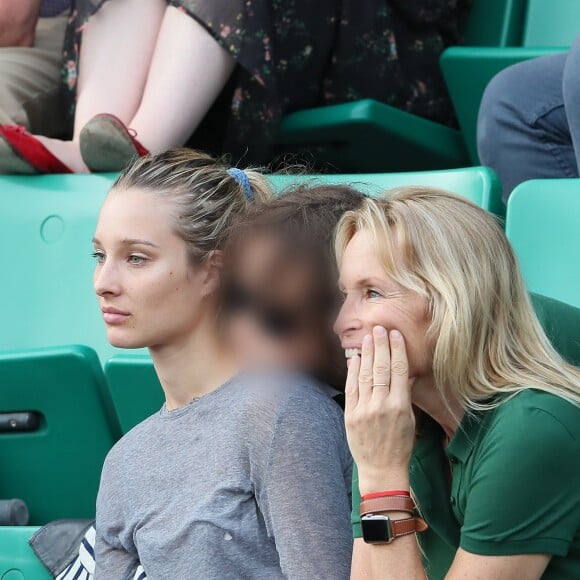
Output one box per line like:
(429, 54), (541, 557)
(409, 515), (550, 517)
(276, 0), (580, 171)
(0, 168), (578, 578)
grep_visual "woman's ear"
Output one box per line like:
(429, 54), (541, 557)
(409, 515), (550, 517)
(200, 250), (225, 297)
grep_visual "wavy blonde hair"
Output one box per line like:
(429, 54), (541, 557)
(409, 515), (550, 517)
(335, 186), (580, 410)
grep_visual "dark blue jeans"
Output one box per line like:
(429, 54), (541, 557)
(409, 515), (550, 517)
(477, 37), (580, 201)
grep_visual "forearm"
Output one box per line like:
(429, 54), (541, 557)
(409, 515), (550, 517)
(359, 471), (426, 580)
(367, 532), (426, 580)
(0, 0), (41, 47)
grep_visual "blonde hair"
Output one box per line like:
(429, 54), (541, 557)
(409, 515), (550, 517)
(335, 186), (580, 410)
(112, 148), (272, 263)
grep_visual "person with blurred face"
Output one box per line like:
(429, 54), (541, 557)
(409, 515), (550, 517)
(225, 184), (367, 393)
(91, 150), (353, 579)
(334, 187), (580, 580)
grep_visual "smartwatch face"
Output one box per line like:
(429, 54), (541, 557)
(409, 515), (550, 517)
(362, 515), (393, 544)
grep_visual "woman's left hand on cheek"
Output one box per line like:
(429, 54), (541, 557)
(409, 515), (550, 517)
(344, 326), (416, 495)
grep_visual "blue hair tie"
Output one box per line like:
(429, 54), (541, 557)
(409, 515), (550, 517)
(227, 167), (254, 201)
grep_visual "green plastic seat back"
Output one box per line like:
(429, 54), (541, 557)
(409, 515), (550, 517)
(0, 168), (499, 378)
(523, 0), (580, 47)
(0, 346), (121, 524)
(0, 527), (51, 580)
(506, 179), (580, 309)
(0, 174), (146, 364)
(105, 355), (163, 434)
(269, 166), (503, 216)
(463, 0), (527, 46)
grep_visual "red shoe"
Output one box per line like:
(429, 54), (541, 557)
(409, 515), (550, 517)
(0, 125), (73, 174)
(80, 114), (150, 173)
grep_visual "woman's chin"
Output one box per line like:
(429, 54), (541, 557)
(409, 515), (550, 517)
(106, 330), (147, 350)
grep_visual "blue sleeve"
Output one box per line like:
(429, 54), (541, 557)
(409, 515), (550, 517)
(253, 386), (353, 580)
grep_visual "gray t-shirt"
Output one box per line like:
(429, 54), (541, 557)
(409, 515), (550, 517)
(95, 372), (353, 579)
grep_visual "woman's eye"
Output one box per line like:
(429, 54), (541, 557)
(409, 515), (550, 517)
(128, 255), (147, 265)
(91, 251), (105, 263)
(366, 289), (382, 299)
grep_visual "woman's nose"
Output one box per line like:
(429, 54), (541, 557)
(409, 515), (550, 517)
(333, 298), (361, 337)
(94, 261), (121, 297)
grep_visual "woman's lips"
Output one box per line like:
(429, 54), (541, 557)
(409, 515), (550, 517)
(101, 307), (130, 325)
(102, 312), (130, 325)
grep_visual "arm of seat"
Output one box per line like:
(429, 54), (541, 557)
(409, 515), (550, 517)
(275, 99), (470, 173)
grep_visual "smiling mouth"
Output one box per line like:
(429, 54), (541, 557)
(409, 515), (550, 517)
(344, 348), (361, 359)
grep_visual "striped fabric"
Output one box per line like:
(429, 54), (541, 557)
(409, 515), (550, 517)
(55, 525), (147, 580)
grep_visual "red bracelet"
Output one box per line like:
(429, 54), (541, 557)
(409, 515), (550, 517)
(361, 490), (411, 501)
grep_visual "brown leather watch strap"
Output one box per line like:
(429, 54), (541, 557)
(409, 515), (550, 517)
(391, 516), (429, 537)
(360, 495), (416, 516)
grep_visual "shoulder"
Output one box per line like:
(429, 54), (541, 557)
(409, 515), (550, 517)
(101, 412), (161, 473)
(230, 371), (347, 454)
(488, 389), (580, 444)
(472, 389), (580, 473)
(461, 390), (580, 556)
(232, 370), (344, 424)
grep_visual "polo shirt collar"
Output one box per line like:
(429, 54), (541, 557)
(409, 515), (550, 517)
(445, 410), (481, 464)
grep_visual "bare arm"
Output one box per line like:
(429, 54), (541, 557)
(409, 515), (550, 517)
(353, 540), (550, 580)
(0, 0), (41, 47)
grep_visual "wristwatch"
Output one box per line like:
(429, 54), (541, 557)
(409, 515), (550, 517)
(361, 514), (428, 544)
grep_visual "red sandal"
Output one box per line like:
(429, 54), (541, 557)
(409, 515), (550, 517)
(80, 114), (149, 173)
(0, 125), (73, 174)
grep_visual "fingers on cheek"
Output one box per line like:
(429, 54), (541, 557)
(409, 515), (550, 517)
(346, 355), (361, 390)
(373, 325), (388, 346)
(362, 334), (373, 359)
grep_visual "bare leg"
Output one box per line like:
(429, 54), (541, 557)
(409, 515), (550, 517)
(36, 0), (165, 171)
(129, 6), (236, 152)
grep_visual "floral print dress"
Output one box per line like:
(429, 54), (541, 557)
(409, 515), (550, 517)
(61, 0), (472, 165)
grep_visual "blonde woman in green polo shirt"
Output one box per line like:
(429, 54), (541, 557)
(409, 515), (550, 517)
(334, 187), (580, 580)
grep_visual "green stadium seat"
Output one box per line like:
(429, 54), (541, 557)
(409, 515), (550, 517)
(0, 527), (50, 580)
(268, 166), (503, 215)
(0, 167), (499, 440)
(274, 100), (470, 173)
(105, 354), (163, 434)
(462, 0), (526, 47)
(523, 0), (580, 48)
(0, 173), (124, 364)
(441, 0), (578, 162)
(0, 167), (501, 371)
(506, 179), (580, 309)
(0, 346), (121, 524)
(274, 0), (527, 172)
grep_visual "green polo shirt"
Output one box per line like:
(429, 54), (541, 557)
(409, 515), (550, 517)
(530, 293), (580, 366)
(352, 390), (580, 579)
